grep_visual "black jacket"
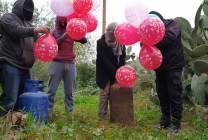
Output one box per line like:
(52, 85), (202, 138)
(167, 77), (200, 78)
(0, 0), (35, 70)
(96, 35), (126, 89)
(155, 19), (185, 73)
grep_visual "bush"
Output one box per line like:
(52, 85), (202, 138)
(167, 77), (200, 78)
(31, 61), (50, 83)
(76, 63), (97, 89)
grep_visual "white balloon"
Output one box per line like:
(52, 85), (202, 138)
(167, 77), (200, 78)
(125, 1), (148, 27)
(50, 0), (74, 16)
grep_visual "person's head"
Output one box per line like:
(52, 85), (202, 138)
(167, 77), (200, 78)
(12, 0), (34, 21)
(56, 16), (67, 29)
(148, 11), (165, 21)
(105, 22), (118, 47)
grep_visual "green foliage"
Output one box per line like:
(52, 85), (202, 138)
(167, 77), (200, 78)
(1, 92), (208, 139)
(125, 46), (136, 61)
(0, 0), (11, 16)
(175, 1), (208, 105)
(191, 74), (208, 105)
(76, 63), (96, 88)
(203, 0), (208, 16)
(31, 61), (50, 83)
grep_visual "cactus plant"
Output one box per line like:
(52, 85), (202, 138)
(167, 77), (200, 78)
(175, 0), (208, 105)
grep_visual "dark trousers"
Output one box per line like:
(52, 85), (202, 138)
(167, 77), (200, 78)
(0, 63), (30, 111)
(156, 69), (183, 120)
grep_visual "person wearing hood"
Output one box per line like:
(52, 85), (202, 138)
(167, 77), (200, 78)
(0, 0), (49, 116)
(96, 22), (126, 120)
(148, 11), (185, 133)
(47, 16), (87, 114)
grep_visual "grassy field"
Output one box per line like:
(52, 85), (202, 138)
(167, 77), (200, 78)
(0, 89), (208, 140)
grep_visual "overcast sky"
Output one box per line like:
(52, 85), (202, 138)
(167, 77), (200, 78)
(5, 0), (203, 54)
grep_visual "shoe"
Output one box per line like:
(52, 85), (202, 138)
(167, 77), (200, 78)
(155, 115), (170, 129)
(168, 117), (181, 134)
(168, 125), (180, 134)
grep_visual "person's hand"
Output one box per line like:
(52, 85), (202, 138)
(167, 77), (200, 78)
(34, 26), (50, 33)
(111, 82), (120, 90)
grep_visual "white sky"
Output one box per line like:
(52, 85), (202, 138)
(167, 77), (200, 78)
(106, 0), (202, 27)
(6, 0), (202, 26)
(5, 0), (203, 55)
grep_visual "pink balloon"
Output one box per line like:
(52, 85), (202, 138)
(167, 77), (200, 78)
(73, 0), (93, 14)
(34, 33), (58, 62)
(66, 12), (78, 22)
(50, 0), (74, 16)
(125, 1), (148, 27)
(116, 65), (138, 87)
(114, 23), (140, 45)
(78, 13), (98, 32)
(138, 17), (165, 46)
(66, 18), (87, 40)
(139, 45), (163, 70)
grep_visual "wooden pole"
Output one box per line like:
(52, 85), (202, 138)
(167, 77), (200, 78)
(102, 0), (106, 34)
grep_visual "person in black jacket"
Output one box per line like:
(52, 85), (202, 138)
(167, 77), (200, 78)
(96, 22), (126, 120)
(0, 0), (49, 116)
(149, 11), (185, 133)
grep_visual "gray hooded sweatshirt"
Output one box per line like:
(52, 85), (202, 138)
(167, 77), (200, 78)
(0, 0), (35, 70)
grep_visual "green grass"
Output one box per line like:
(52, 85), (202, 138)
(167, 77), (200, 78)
(0, 89), (208, 140)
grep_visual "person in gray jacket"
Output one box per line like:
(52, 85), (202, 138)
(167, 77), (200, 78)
(0, 0), (49, 116)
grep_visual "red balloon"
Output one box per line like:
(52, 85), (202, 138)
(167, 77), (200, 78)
(73, 0), (93, 14)
(66, 18), (87, 40)
(78, 13), (98, 32)
(114, 23), (140, 45)
(139, 45), (163, 70)
(34, 33), (58, 62)
(66, 12), (78, 22)
(116, 65), (138, 87)
(138, 17), (165, 46)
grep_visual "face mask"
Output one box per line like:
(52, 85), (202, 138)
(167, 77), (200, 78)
(23, 9), (33, 21)
(105, 31), (116, 47)
(59, 21), (67, 28)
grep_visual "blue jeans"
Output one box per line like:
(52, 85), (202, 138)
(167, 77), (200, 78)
(1, 63), (30, 111)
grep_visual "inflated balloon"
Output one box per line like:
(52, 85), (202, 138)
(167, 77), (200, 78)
(73, 0), (93, 14)
(125, 1), (148, 27)
(114, 23), (140, 45)
(138, 17), (165, 46)
(50, 0), (74, 16)
(34, 33), (58, 62)
(139, 45), (163, 70)
(67, 12), (78, 22)
(78, 13), (98, 32)
(66, 18), (87, 40)
(116, 65), (138, 87)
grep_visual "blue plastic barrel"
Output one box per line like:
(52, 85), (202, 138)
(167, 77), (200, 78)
(24, 80), (44, 93)
(19, 92), (49, 123)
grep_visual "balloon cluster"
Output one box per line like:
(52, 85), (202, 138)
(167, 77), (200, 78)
(114, 1), (164, 71)
(34, 0), (99, 62)
(115, 1), (166, 87)
(51, 0), (98, 40)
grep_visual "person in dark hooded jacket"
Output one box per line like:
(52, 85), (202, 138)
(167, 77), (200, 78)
(96, 22), (126, 120)
(47, 17), (87, 113)
(0, 0), (50, 116)
(149, 11), (185, 133)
